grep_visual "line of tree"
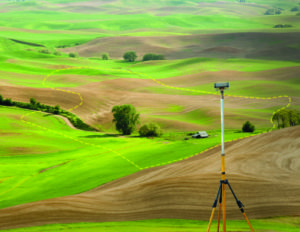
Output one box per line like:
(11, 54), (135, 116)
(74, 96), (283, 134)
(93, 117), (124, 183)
(0, 95), (95, 131)
(273, 24), (293, 28)
(264, 8), (282, 15)
(291, 6), (300, 12)
(272, 109), (300, 129)
(123, 51), (166, 62)
(142, 53), (165, 61)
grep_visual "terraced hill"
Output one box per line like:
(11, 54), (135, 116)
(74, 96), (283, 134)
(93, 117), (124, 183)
(0, 126), (299, 229)
(0, 0), (299, 231)
(61, 32), (300, 60)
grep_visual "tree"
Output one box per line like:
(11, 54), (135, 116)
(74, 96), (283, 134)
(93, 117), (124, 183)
(102, 53), (109, 60)
(112, 104), (140, 135)
(123, 51), (137, 62)
(30, 97), (37, 105)
(272, 109), (300, 128)
(2, 98), (13, 106)
(264, 8), (282, 15)
(139, 123), (162, 137)
(53, 105), (60, 114)
(291, 6), (299, 11)
(242, 121), (255, 132)
(69, 52), (79, 58)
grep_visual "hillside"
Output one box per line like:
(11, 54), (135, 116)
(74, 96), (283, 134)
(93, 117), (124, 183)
(0, 126), (299, 229)
(0, 57), (299, 131)
(0, 0), (299, 231)
(61, 32), (300, 61)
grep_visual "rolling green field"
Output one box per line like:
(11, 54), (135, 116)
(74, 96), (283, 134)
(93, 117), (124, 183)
(0, 0), (300, 231)
(0, 106), (261, 209)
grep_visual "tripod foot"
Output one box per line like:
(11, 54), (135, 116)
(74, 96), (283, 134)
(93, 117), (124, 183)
(243, 212), (255, 232)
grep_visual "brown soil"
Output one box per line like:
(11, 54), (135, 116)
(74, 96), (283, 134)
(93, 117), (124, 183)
(0, 126), (299, 229)
(60, 32), (300, 61)
(1, 66), (298, 131)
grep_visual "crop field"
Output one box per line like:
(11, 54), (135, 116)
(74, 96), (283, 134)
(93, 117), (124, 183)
(0, 106), (262, 209)
(0, 0), (300, 231)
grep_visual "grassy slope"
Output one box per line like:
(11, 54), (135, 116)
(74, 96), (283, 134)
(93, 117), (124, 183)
(0, 1), (299, 230)
(0, 46), (298, 129)
(0, 106), (260, 209)
(1, 0), (300, 46)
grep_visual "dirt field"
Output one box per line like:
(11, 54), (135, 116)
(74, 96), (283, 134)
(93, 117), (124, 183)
(61, 32), (300, 61)
(2, 65), (299, 131)
(0, 126), (299, 229)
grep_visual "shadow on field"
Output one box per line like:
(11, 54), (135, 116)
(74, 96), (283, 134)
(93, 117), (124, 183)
(43, 114), (52, 117)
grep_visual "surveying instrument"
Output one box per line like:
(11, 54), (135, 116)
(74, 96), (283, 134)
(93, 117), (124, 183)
(206, 82), (254, 232)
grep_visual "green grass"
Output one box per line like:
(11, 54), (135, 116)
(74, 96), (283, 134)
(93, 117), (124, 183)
(0, 12), (272, 32)
(1, 55), (299, 89)
(189, 80), (300, 98)
(0, 106), (260, 209)
(0, 3), (299, 230)
(2, 217), (300, 232)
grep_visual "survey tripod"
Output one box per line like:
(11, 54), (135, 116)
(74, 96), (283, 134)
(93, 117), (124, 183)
(206, 83), (254, 232)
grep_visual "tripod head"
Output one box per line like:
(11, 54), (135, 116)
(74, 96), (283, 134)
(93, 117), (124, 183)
(214, 82), (229, 91)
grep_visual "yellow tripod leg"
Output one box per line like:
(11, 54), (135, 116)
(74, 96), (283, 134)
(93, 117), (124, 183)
(207, 208), (216, 232)
(217, 202), (222, 232)
(243, 212), (255, 232)
(222, 183), (226, 232)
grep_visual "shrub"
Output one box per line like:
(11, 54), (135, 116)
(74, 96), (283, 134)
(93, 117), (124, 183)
(39, 48), (51, 54)
(142, 53), (165, 61)
(69, 52), (79, 58)
(53, 50), (62, 56)
(242, 121), (255, 132)
(123, 51), (137, 62)
(139, 123), (162, 137)
(102, 53), (109, 60)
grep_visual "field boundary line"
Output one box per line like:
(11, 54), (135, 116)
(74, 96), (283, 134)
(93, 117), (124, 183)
(43, 66), (291, 169)
(10, 65), (291, 196)
(129, 69), (292, 129)
(1, 64), (292, 199)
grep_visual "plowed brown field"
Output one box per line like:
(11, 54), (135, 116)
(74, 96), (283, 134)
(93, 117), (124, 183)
(61, 32), (300, 61)
(1, 126), (299, 229)
(2, 66), (299, 131)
